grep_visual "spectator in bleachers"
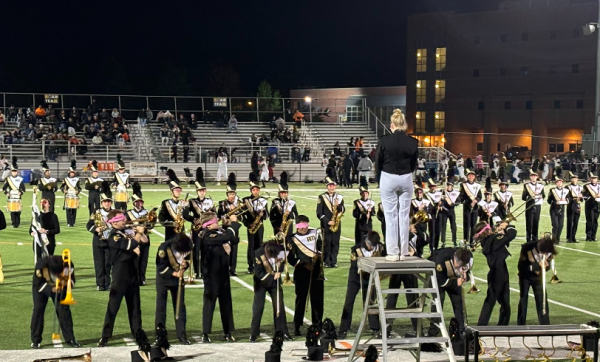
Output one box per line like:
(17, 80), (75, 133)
(250, 133), (258, 147)
(177, 113), (187, 127)
(7, 106), (16, 122)
(116, 133), (124, 149)
(100, 108), (109, 121)
(171, 136), (179, 163)
(89, 99), (98, 115)
(137, 109), (147, 127)
(275, 116), (285, 131)
(80, 109), (89, 124)
(333, 141), (342, 157)
(15, 109), (25, 127)
(92, 133), (103, 145)
(156, 110), (165, 123)
(111, 108), (120, 120)
(0, 111), (5, 129)
(160, 125), (169, 146)
(190, 113), (198, 129)
(146, 108), (153, 123)
(228, 114), (238, 133)
(251, 151), (259, 175)
(34, 105), (46, 122)
(293, 110), (304, 128)
(291, 146), (301, 163)
(25, 124), (36, 141)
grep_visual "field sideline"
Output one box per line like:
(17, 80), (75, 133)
(0, 182), (598, 351)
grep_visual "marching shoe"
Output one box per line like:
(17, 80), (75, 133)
(224, 333), (236, 342)
(178, 337), (191, 345)
(282, 333), (293, 341)
(294, 327), (302, 336)
(202, 334), (211, 343)
(338, 330), (347, 339)
(31, 342), (41, 349)
(385, 254), (399, 261)
(66, 340), (81, 348)
(400, 255), (406, 261)
(97, 337), (109, 347)
(229, 271), (237, 276)
(249, 335), (257, 343)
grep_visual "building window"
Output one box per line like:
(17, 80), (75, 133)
(573, 27), (581, 37)
(549, 30), (556, 39)
(500, 34), (507, 43)
(416, 80), (426, 103)
(478, 101), (485, 110)
(572, 64), (579, 74)
(499, 67), (507, 76)
(521, 32), (528, 42)
(577, 99), (584, 109)
(520, 66), (528, 75)
(525, 100), (532, 110)
(473, 68), (480, 77)
(549, 144), (565, 153)
(435, 80), (446, 103)
(569, 143), (582, 152)
(549, 65), (556, 74)
(415, 112), (426, 133)
(434, 111), (445, 132)
(553, 100), (561, 109)
(416, 48), (427, 72)
(474, 35), (480, 44)
(504, 101), (511, 110)
(435, 47), (447, 71)
(477, 143), (483, 152)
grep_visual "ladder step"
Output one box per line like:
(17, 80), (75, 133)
(381, 288), (438, 294)
(368, 307), (441, 319)
(384, 337), (449, 345)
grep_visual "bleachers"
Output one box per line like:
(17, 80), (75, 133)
(308, 122), (378, 155)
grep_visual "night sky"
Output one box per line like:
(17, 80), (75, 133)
(2, 0), (499, 96)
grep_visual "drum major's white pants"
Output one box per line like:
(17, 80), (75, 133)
(380, 171), (413, 256)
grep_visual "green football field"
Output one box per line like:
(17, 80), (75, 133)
(0, 182), (598, 350)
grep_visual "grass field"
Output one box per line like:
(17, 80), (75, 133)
(0, 182), (599, 351)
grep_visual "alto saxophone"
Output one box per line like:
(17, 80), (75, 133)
(277, 209), (292, 240)
(91, 211), (109, 237)
(174, 194), (189, 234)
(248, 211), (264, 234)
(330, 196), (343, 232)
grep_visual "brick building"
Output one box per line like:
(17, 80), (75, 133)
(406, 0), (597, 158)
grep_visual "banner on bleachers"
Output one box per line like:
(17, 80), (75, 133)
(44, 94), (59, 104)
(129, 162), (157, 176)
(98, 162), (115, 172)
(213, 97), (227, 107)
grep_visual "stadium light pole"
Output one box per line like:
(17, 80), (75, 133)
(583, 3), (600, 155)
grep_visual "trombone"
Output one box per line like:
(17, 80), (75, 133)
(176, 252), (190, 320)
(275, 233), (294, 286)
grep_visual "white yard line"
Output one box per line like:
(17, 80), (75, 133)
(51, 338), (63, 348)
(259, 333), (272, 342)
(122, 338), (137, 346)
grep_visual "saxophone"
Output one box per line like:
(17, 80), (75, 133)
(91, 211), (109, 237)
(248, 199), (265, 235)
(330, 196), (344, 232)
(277, 201), (292, 240)
(174, 194), (189, 234)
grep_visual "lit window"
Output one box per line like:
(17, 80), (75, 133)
(434, 111), (445, 132)
(415, 112), (426, 133)
(435, 80), (445, 103)
(416, 80), (426, 103)
(417, 48), (427, 72)
(435, 47), (446, 71)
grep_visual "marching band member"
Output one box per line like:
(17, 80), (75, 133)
(566, 172), (583, 243)
(29, 198), (60, 256)
(439, 156), (449, 183)
(411, 186), (430, 215)
(494, 181), (514, 221)
(416, 155), (426, 178)
(155, 234), (193, 345)
(473, 221), (516, 326)
(548, 178), (568, 242)
(250, 240), (292, 342)
(31, 254), (80, 349)
(439, 181), (460, 247)
(39, 161), (57, 212)
(269, 172), (298, 239)
(460, 169), (482, 247)
(428, 247), (473, 337)
(198, 212), (240, 343)
(218, 173), (241, 276)
(127, 182), (152, 285)
(478, 191), (499, 224)
(316, 176), (344, 268)
(517, 233), (557, 325)
(3, 159), (25, 228)
(456, 153), (465, 181)
(425, 179), (442, 250)
(286, 215), (324, 336)
(158, 170), (190, 242)
(215, 152), (228, 186)
(491, 154), (500, 180)
(87, 183), (113, 291)
(112, 156), (130, 211)
(376, 202), (385, 241)
(242, 173), (268, 274)
(522, 170), (545, 242)
(339, 231), (382, 339)
(61, 161), (81, 227)
(583, 172), (600, 241)
(85, 160), (103, 215)
(98, 209), (149, 347)
(351, 177), (375, 245)
(186, 167), (215, 278)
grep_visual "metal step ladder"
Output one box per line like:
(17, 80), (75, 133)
(348, 256), (456, 362)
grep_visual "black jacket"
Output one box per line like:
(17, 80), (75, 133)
(156, 239), (190, 286)
(480, 226), (516, 269)
(375, 130), (418, 182)
(254, 245), (285, 288)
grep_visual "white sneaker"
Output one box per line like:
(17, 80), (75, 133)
(385, 254), (399, 261)
(400, 255), (406, 261)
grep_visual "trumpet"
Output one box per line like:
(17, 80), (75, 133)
(33, 349), (92, 362)
(125, 209), (158, 229)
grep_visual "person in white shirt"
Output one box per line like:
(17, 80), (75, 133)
(215, 152), (228, 186)
(259, 157), (269, 187)
(228, 114), (238, 133)
(456, 154), (465, 180)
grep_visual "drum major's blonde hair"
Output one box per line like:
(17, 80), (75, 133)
(390, 109), (407, 132)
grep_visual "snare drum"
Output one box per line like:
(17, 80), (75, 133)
(7, 199), (21, 212)
(65, 194), (80, 209)
(115, 191), (128, 203)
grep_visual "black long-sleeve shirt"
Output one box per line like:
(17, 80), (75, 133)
(375, 130), (418, 182)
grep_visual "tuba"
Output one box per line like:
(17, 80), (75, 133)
(330, 197), (344, 232)
(33, 349), (92, 362)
